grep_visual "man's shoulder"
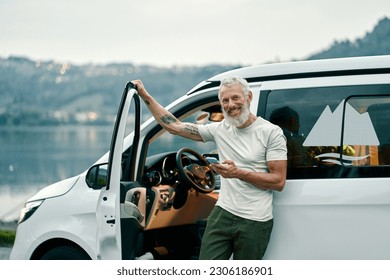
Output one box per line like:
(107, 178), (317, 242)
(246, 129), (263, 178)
(255, 117), (281, 130)
(200, 120), (223, 129)
(198, 121), (226, 141)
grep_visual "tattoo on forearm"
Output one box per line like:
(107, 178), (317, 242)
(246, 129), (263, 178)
(184, 124), (200, 135)
(139, 95), (150, 106)
(161, 114), (177, 124)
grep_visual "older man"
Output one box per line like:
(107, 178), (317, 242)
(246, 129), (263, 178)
(131, 77), (287, 259)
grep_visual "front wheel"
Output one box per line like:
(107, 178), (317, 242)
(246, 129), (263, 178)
(41, 245), (91, 260)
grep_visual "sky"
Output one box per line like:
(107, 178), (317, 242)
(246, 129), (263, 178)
(1, 0), (389, 67)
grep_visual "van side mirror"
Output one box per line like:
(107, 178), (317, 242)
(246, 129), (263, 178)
(86, 163), (108, 189)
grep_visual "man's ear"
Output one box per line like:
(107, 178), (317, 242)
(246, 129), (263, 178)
(247, 91), (253, 103)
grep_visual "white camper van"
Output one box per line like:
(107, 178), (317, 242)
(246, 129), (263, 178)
(10, 55), (390, 260)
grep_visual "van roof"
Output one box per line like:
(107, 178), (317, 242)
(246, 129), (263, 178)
(188, 55), (390, 94)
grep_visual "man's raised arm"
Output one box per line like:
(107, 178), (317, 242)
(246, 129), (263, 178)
(131, 80), (203, 141)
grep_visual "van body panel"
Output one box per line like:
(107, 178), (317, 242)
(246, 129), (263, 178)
(267, 177), (390, 259)
(205, 55), (390, 85)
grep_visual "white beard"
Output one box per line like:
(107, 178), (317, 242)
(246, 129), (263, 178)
(222, 104), (251, 127)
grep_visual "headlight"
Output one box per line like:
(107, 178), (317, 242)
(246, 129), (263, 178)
(18, 200), (44, 224)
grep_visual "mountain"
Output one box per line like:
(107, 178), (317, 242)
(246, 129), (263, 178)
(1, 17), (389, 126)
(0, 59), (240, 125)
(307, 17), (390, 60)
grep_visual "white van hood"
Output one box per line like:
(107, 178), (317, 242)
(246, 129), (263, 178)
(27, 176), (79, 202)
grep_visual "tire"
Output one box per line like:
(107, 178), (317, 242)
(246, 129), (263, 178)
(41, 245), (90, 260)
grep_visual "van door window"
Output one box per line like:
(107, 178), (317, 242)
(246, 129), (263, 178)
(148, 107), (219, 156)
(265, 84), (390, 179)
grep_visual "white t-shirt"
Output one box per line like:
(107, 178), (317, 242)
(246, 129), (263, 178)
(198, 117), (287, 222)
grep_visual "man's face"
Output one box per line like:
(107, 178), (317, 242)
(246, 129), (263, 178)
(220, 84), (251, 127)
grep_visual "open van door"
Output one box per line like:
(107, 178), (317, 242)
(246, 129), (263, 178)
(95, 82), (141, 259)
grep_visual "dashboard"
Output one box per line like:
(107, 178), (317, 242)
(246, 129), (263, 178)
(142, 151), (199, 187)
(136, 150), (220, 230)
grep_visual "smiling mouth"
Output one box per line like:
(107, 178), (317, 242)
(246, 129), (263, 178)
(228, 108), (241, 116)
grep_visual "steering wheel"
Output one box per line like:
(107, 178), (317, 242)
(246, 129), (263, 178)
(175, 147), (216, 193)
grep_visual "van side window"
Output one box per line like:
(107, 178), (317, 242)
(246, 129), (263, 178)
(344, 96), (390, 166)
(265, 85), (390, 179)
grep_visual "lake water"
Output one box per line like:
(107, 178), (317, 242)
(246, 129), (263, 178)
(0, 125), (114, 221)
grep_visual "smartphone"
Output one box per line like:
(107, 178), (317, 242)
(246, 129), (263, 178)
(205, 156), (221, 164)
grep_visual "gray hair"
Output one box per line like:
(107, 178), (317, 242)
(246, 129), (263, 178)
(218, 76), (250, 100)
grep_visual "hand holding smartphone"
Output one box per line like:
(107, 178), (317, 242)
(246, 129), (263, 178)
(205, 157), (221, 165)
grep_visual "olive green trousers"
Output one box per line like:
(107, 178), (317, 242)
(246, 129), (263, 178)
(199, 206), (273, 260)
